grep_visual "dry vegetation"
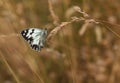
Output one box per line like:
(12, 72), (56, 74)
(0, 0), (120, 83)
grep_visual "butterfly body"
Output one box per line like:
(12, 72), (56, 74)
(21, 28), (47, 51)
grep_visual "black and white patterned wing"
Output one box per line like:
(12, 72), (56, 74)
(21, 28), (47, 51)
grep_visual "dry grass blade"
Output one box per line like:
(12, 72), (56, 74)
(99, 20), (120, 39)
(1, 0), (120, 83)
(46, 17), (80, 42)
(48, 0), (59, 26)
(0, 34), (20, 38)
(26, 62), (44, 83)
(0, 51), (21, 83)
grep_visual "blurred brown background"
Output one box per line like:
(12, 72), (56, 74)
(0, 0), (120, 83)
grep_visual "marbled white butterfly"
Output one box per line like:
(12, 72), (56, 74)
(21, 28), (47, 51)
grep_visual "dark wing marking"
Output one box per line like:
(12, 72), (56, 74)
(21, 28), (35, 44)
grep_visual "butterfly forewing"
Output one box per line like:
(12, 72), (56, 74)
(21, 28), (47, 51)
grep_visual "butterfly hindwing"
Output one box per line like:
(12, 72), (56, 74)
(21, 28), (47, 51)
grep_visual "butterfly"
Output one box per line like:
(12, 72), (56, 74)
(21, 28), (48, 51)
